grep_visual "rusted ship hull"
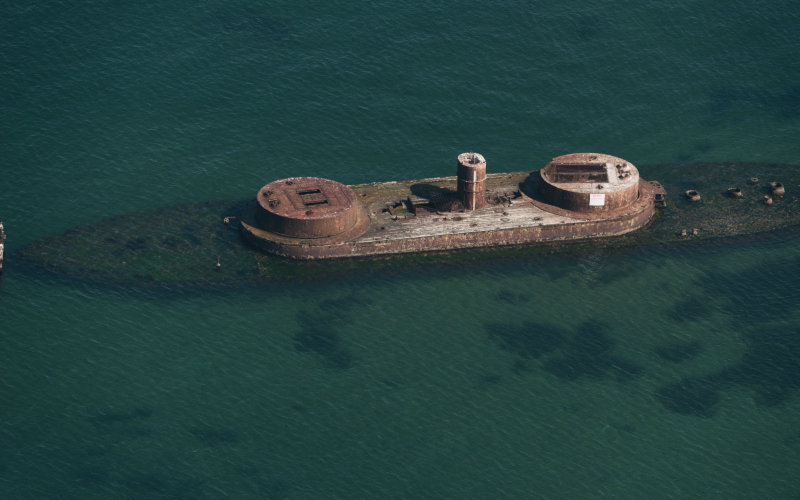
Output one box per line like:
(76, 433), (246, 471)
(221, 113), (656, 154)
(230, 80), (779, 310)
(239, 172), (659, 259)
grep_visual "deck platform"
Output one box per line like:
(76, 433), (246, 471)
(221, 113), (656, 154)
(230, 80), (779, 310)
(239, 171), (657, 259)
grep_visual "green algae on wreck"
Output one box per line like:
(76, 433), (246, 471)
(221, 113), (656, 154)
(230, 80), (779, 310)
(15, 162), (800, 285)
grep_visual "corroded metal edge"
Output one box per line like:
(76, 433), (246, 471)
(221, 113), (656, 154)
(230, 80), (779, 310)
(240, 202), (372, 249)
(239, 174), (657, 260)
(523, 177), (655, 221)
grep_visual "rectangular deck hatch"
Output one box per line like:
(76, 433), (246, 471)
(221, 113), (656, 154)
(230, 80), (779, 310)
(302, 199), (329, 206)
(547, 163), (609, 183)
(287, 186), (333, 209)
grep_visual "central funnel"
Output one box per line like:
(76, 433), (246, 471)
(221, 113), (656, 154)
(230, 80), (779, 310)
(457, 152), (487, 210)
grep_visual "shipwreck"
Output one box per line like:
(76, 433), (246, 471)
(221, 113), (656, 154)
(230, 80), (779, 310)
(14, 153), (797, 285)
(240, 152), (666, 259)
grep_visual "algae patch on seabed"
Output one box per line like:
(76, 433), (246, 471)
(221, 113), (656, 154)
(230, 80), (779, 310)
(15, 162), (800, 286)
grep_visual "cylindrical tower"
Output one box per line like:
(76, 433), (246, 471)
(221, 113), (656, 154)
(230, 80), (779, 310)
(457, 152), (487, 210)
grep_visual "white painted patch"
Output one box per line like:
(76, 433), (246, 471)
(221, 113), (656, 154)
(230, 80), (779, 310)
(589, 193), (606, 206)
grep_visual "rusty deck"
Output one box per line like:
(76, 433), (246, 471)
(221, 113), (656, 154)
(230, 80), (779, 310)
(239, 171), (657, 259)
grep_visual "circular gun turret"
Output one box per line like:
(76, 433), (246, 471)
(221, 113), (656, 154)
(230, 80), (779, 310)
(539, 153), (640, 213)
(255, 177), (360, 238)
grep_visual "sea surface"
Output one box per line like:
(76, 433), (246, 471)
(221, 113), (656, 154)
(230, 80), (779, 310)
(2, 0), (800, 498)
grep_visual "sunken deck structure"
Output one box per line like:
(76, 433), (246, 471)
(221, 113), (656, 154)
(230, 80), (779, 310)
(239, 153), (664, 259)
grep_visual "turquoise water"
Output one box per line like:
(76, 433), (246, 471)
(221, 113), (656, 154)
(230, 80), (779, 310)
(2, 1), (800, 498)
